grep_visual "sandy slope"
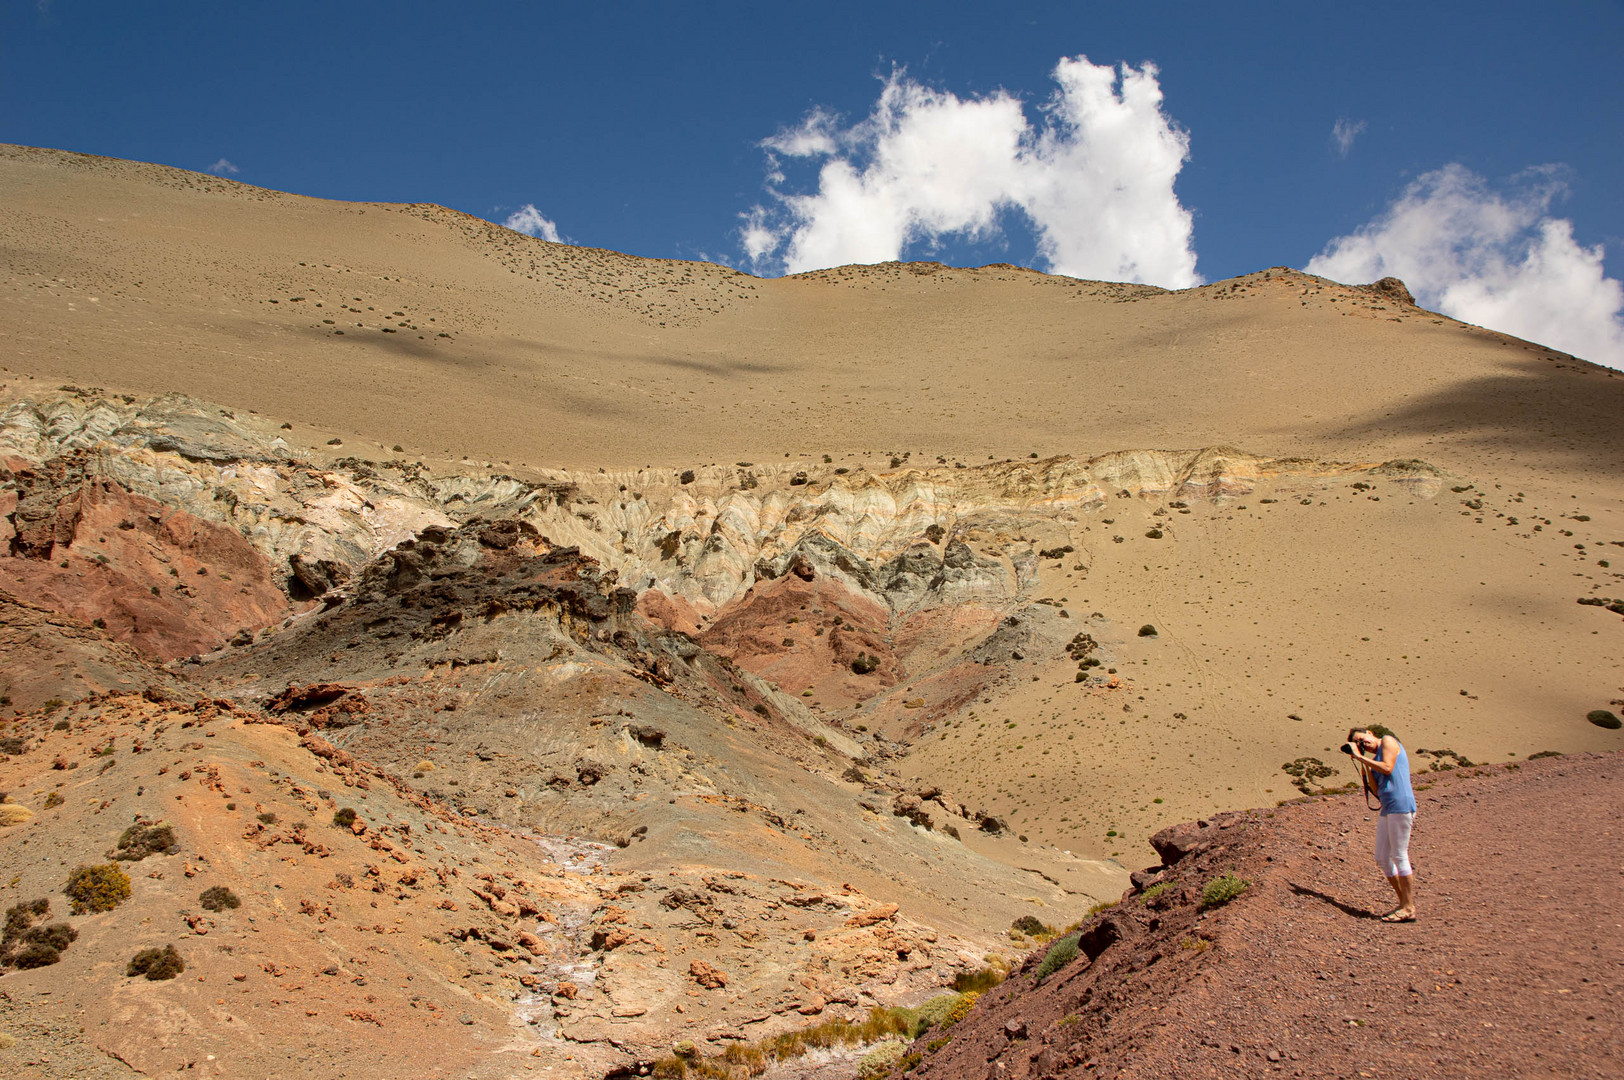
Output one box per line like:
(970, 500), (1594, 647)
(2, 146), (1621, 906)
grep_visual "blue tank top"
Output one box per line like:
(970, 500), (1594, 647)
(1376, 744), (1417, 815)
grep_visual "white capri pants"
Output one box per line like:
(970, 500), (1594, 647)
(1374, 812), (1415, 878)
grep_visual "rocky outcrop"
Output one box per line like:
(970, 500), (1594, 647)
(1, 450), (293, 659)
(2, 391), (1445, 648)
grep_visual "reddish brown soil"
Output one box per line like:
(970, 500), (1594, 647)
(1, 456), (292, 659)
(913, 752), (1623, 1080)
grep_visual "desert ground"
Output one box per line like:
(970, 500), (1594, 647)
(0, 144), (1620, 1077)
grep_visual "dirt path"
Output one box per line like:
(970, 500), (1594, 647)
(910, 752), (1624, 1080)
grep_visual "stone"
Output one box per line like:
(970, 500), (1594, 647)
(689, 960), (728, 989)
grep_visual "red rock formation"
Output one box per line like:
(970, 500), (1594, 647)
(1, 454), (293, 659)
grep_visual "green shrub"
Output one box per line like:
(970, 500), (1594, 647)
(1527, 750), (1563, 760)
(1140, 882), (1169, 902)
(1137, 624), (1157, 637)
(199, 886), (240, 912)
(951, 962), (1007, 993)
(43, 792), (64, 809)
(332, 807), (357, 828)
(257, 811), (278, 824)
(126, 944), (185, 980)
(115, 822), (176, 861)
(851, 652), (879, 675)
(1034, 933), (1081, 982)
(940, 990), (979, 1028)
(913, 993), (963, 1032)
(1199, 873), (1249, 910)
(65, 863), (132, 914)
(3, 897), (50, 941)
(858, 1041), (907, 1079)
(1587, 710), (1622, 730)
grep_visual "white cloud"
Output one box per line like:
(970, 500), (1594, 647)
(1307, 164), (1624, 369)
(206, 158), (239, 175)
(503, 204), (562, 243)
(1331, 118), (1366, 158)
(742, 56), (1200, 288)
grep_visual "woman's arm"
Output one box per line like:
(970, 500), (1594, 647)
(1350, 736), (1398, 775)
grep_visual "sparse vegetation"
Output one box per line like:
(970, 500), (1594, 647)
(850, 652), (879, 675)
(1140, 882), (1169, 902)
(1137, 624), (1157, 637)
(64, 863), (132, 914)
(2, 898), (78, 970)
(1199, 873), (1249, 909)
(1587, 710), (1622, 730)
(199, 886), (241, 912)
(951, 958), (1008, 992)
(332, 807), (358, 828)
(126, 944), (185, 980)
(1034, 932), (1081, 982)
(114, 821), (176, 861)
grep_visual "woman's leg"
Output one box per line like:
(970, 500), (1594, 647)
(1378, 813), (1415, 920)
(1374, 816), (1403, 915)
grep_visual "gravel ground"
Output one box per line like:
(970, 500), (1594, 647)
(908, 751), (1623, 1080)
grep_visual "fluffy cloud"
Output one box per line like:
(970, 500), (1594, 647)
(1308, 165), (1624, 368)
(206, 158), (239, 175)
(1331, 118), (1366, 158)
(743, 56), (1200, 288)
(503, 204), (562, 243)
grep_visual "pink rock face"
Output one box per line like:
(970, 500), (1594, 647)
(0, 462), (292, 660)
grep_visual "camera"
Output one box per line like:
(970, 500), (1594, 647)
(1339, 742), (1357, 755)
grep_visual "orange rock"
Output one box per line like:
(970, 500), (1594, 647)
(689, 960), (728, 989)
(845, 903), (899, 927)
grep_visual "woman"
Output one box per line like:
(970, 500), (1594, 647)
(1345, 727), (1418, 922)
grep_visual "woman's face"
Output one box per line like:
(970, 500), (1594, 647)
(1358, 732), (1381, 754)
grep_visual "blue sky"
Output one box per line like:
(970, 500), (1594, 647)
(4, 1), (1623, 363)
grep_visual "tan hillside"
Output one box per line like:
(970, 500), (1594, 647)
(1, 144), (1622, 1078)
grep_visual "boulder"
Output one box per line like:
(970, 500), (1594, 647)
(1149, 820), (1215, 866)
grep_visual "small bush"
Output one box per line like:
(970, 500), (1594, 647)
(1034, 933), (1081, 982)
(199, 886), (241, 912)
(65, 863), (132, 914)
(858, 1041), (907, 1079)
(115, 822), (176, 861)
(951, 961), (1007, 993)
(940, 990), (980, 1028)
(43, 792), (64, 809)
(1137, 624), (1158, 637)
(126, 944), (185, 980)
(1140, 882), (1169, 902)
(1527, 750), (1563, 760)
(1587, 710), (1622, 730)
(332, 807), (357, 828)
(24, 923), (77, 952)
(850, 652), (879, 675)
(1010, 915), (1050, 937)
(1199, 873), (1249, 910)
(257, 811), (278, 824)
(913, 993), (964, 1032)
(12, 942), (61, 969)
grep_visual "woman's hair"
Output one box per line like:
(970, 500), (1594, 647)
(1346, 727), (1371, 745)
